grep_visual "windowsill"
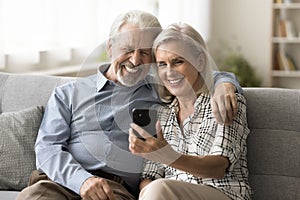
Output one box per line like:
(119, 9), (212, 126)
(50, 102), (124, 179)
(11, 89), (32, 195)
(20, 62), (106, 77)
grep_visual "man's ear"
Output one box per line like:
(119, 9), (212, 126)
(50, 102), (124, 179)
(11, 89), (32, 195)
(106, 39), (112, 58)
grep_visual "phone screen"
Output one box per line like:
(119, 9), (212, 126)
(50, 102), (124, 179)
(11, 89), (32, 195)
(132, 108), (157, 139)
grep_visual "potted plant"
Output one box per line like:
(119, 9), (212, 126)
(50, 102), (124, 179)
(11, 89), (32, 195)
(217, 41), (261, 87)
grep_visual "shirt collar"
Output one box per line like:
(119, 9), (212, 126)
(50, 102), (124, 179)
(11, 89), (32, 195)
(168, 93), (211, 114)
(96, 63), (111, 92)
(96, 63), (154, 92)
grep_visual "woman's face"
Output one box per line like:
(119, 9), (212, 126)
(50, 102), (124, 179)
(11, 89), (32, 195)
(155, 41), (202, 99)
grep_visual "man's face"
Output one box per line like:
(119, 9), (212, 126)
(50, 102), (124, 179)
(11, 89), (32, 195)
(107, 24), (157, 87)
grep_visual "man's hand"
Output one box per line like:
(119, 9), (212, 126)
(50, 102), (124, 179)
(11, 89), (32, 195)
(211, 82), (238, 125)
(80, 177), (115, 200)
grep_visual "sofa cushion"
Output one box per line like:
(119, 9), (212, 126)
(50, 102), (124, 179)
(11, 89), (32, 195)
(0, 106), (44, 190)
(0, 191), (19, 200)
(0, 72), (75, 113)
(244, 88), (300, 200)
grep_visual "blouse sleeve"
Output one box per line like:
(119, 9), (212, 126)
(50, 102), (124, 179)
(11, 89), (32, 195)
(141, 159), (165, 180)
(209, 93), (250, 171)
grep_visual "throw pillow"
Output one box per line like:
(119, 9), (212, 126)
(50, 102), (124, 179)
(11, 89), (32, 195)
(0, 106), (44, 190)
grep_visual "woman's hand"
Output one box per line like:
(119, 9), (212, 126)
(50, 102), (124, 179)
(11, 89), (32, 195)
(129, 122), (229, 179)
(128, 121), (181, 165)
(129, 121), (167, 153)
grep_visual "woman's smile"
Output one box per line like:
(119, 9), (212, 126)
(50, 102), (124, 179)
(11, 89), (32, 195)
(168, 77), (184, 85)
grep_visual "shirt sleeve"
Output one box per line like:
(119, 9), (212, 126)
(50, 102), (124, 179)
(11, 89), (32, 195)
(213, 71), (243, 94)
(209, 94), (249, 171)
(35, 84), (93, 194)
(141, 160), (165, 180)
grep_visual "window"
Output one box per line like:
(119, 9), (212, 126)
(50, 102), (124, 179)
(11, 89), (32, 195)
(0, 0), (210, 72)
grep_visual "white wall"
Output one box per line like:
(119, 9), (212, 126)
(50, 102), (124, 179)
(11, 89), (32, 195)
(208, 0), (272, 86)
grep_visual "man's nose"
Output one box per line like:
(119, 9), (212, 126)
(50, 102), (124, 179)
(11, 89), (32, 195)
(129, 50), (142, 66)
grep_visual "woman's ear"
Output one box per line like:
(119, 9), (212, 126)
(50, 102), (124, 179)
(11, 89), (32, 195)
(106, 39), (112, 58)
(197, 52), (206, 72)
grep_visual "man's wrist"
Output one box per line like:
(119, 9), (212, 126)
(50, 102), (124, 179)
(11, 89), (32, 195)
(223, 82), (237, 93)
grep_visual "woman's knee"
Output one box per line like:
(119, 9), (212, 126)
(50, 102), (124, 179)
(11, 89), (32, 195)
(139, 179), (178, 200)
(145, 179), (174, 191)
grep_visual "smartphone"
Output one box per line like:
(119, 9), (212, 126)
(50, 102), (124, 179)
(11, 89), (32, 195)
(131, 108), (157, 139)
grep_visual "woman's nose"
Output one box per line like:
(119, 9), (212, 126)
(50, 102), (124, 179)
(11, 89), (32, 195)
(166, 64), (177, 75)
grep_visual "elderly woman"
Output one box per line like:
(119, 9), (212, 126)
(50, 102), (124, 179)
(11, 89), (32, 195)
(129, 23), (252, 200)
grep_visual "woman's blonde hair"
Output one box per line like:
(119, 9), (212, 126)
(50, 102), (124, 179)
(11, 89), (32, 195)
(152, 22), (214, 103)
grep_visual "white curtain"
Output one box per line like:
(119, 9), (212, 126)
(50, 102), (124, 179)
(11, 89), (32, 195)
(158, 0), (211, 41)
(0, 0), (210, 72)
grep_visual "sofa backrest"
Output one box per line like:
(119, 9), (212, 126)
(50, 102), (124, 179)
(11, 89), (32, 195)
(243, 87), (300, 200)
(1, 72), (299, 199)
(0, 72), (76, 113)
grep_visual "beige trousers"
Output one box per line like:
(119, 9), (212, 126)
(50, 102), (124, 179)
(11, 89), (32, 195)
(139, 179), (231, 200)
(15, 170), (135, 200)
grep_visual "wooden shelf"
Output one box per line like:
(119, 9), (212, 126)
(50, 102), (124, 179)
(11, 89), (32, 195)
(272, 70), (300, 77)
(272, 37), (300, 43)
(271, 1), (300, 88)
(273, 3), (300, 9)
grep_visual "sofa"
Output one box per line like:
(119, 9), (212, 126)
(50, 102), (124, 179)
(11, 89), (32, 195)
(0, 71), (299, 200)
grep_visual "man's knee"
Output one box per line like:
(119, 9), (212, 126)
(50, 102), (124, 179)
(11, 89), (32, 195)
(16, 180), (78, 200)
(16, 181), (49, 200)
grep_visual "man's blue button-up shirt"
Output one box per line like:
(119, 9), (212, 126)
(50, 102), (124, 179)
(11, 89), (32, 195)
(35, 64), (161, 195)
